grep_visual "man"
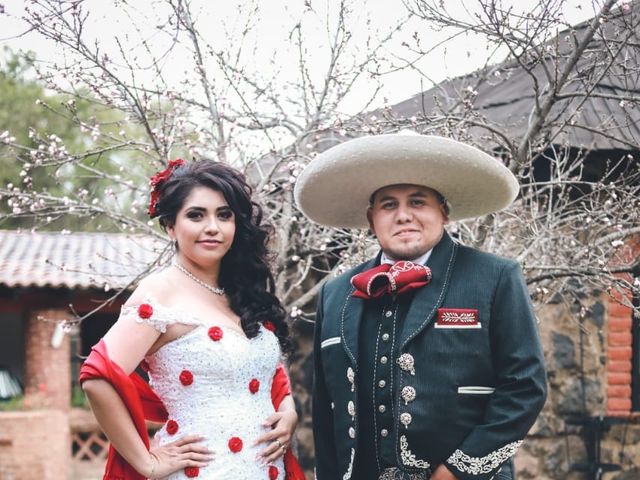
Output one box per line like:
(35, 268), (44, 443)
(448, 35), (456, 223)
(294, 134), (547, 480)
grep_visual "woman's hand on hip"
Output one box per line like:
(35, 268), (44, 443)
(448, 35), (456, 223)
(145, 435), (213, 478)
(253, 409), (298, 465)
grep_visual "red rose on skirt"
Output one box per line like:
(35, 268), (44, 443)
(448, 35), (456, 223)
(228, 436), (243, 453)
(208, 326), (223, 341)
(137, 303), (153, 319)
(184, 466), (199, 478)
(269, 465), (279, 479)
(179, 369), (194, 386)
(166, 419), (179, 435)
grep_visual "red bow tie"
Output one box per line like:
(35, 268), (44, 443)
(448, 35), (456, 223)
(351, 261), (432, 299)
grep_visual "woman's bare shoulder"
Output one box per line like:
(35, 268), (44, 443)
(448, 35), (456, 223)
(124, 268), (177, 307)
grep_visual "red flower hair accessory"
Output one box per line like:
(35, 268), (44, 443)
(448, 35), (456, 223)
(263, 321), (276, 333)
(148, 158), (185, 217)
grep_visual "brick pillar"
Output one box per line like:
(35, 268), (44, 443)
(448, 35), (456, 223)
(606, 287), (633, 415)
(606, 236), (639, 416)
(24, 309), (71, 411)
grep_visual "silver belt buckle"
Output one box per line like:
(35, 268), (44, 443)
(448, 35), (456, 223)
(378, 467), (430, 480)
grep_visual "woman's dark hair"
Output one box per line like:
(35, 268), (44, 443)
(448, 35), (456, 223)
(153, 160), (292, 355)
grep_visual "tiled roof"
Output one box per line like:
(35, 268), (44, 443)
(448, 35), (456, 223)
(0, 230), (170, 290)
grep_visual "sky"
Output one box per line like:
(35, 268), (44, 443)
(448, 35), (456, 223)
(0, 0), (597, 115)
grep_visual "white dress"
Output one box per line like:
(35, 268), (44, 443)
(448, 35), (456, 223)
(122, 299), (286, 480)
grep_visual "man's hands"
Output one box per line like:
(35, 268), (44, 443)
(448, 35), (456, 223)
(431, 464), (459, 480)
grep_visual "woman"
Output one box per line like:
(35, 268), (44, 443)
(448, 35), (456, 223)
(80, 159), (301, 479)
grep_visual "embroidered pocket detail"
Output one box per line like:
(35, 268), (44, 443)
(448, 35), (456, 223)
(457, 386), (495, 395)
(435, 308), (480, 329)
(321, 336), (341, 349)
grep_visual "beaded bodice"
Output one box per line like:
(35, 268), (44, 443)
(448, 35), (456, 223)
(122, 299), (285, 480)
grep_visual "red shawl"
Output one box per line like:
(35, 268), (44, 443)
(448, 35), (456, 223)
(79, 339), (304, 480)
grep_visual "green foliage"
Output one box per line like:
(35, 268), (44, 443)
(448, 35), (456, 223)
(0, 394), (25, 411)
(0, 47), (145, 231)
(71, 384), (88, 408)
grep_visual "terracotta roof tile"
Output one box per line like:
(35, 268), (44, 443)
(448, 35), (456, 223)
(0, 230), (168, 290)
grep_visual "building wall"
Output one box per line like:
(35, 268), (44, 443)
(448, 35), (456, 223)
(0, 410), (70, 480)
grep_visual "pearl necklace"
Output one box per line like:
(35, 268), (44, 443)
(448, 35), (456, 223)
(174, 262), (225, 296)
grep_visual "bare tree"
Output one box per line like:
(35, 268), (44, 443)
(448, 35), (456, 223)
(2, 0), (640, 475)
(1, 0), (637, 319)
(0, 0), (413, 322)
(389, 0), (640, 309)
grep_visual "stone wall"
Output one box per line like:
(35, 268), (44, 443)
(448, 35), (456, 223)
(514, 295), (640, 480)
(0, 410), (70, 480)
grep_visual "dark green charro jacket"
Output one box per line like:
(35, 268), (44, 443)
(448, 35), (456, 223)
(312, 232), (547, 480)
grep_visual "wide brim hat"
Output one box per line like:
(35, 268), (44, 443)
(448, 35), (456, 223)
(294, 133), (519, 228)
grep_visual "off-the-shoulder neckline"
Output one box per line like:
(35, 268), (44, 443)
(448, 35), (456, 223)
(122, 296), (251, 337)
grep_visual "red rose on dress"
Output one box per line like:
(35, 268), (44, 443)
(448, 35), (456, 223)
(184, 466), (200, 478)
(166, 419), (179, 435)
(137, 303), (153, 319)
(208, 326), (223, 341)
(249, 378), (260, 394)
(269, 465), (279, 480)
(179, 369), (194, 386)
(228, 436), (243, 453)
(263, 321), (276, 332)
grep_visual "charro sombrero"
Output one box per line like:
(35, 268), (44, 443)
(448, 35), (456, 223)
(294, 134), (519, 228)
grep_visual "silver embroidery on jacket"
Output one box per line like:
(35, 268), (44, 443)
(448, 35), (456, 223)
(343, 448), (355, 480)
(400, 435), (430, 469)
(379, 467), (429, 479)
(447, 440), (523, 475)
